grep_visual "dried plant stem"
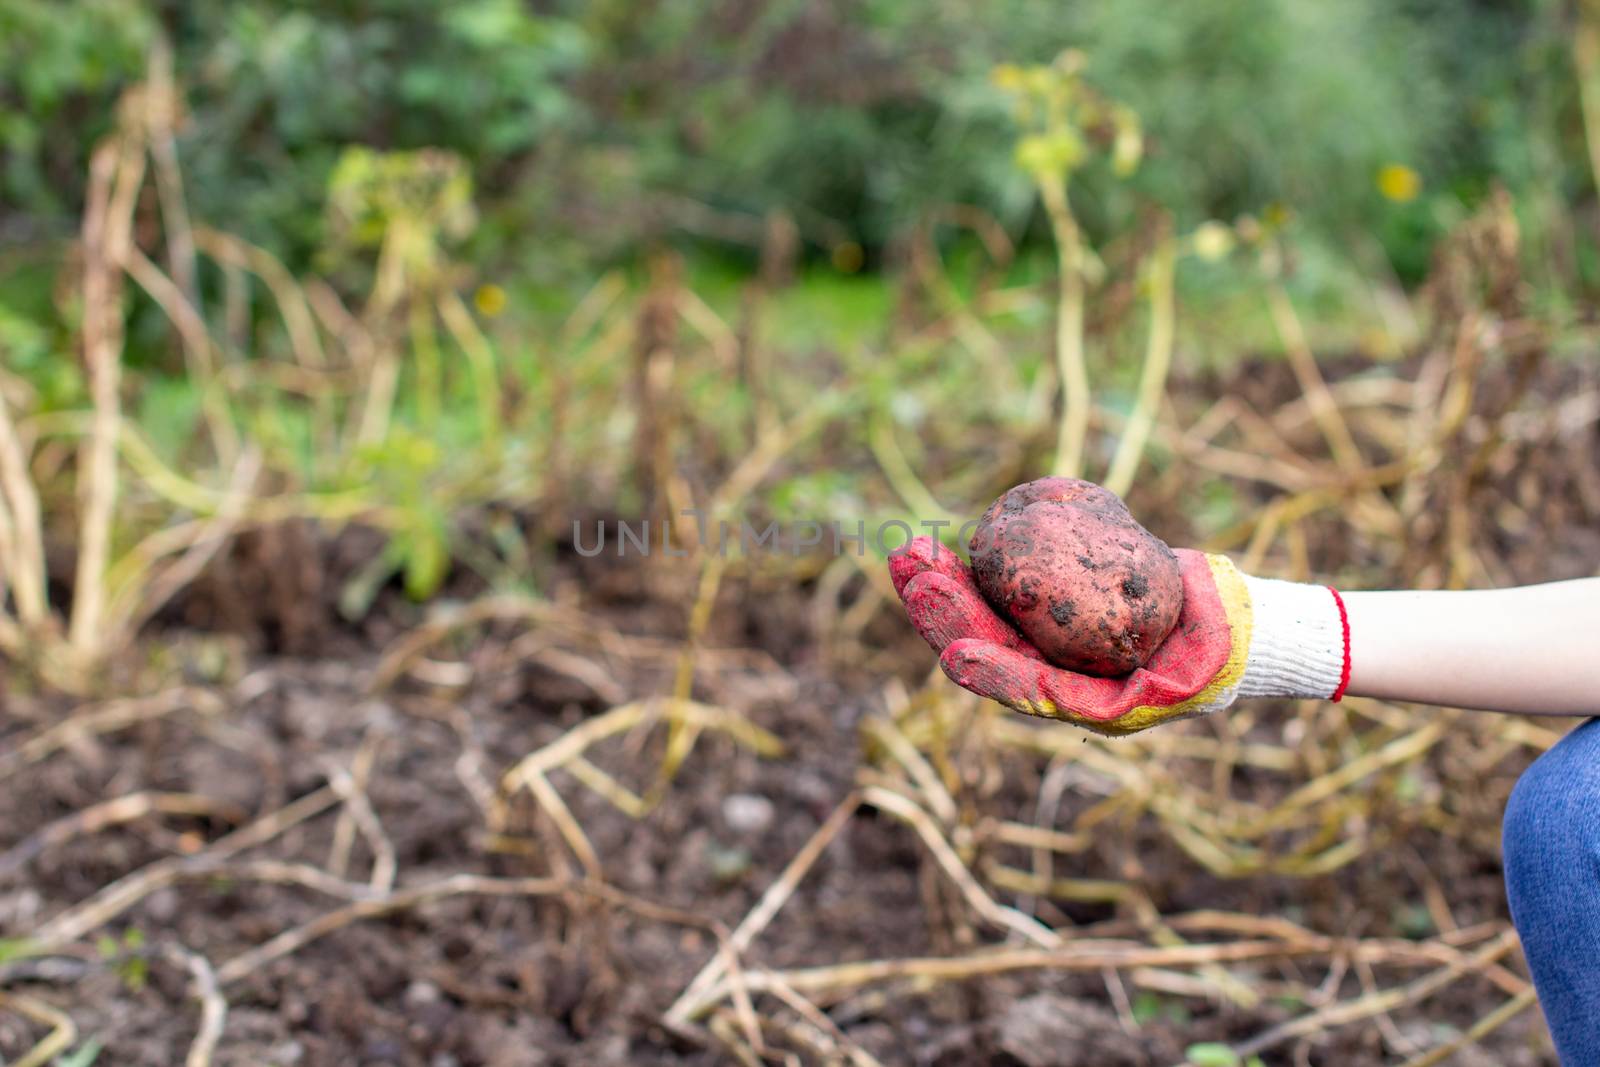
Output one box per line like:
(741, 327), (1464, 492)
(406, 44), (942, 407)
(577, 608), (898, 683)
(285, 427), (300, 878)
(864, 785), (1061, 949)
(762, 971), (886, 1067)
(25, 410), (377, 526)
(1040, 178), (1089, 478)
(353, 226), (408, 449)
(213, 873), (563, 985)
(164, 944), (228, 1067)
(709, 386), (850, 518)
(103, 448), (261, 643)
(0, 791), (244, 878)
(1264, 280), (1364, 476)
(522, 766), (602, 880)
(1396, 987), (1539, 1067)
(145, 37), (197, 312)
(0, 613), (22, 658)
(498, 696), (781, 866)
(0, 500), (18, 647)
(565, 756), (648, 816)
(122, 245), (237, 460)
(196, 228), (327, 369)
(323, 751), (397, 893)
(69, 133), (146, 665)
(707, 1014), (763, 1067)
(676, 287), (740, 372)
(503, 699), (783, 793)
(354, 344), (402, 449)
(863, 715), (958, 826)
(142, 39), (236, 463)
(648, 390), (848, 790)
(29, 787), (347, 950)
(669, 793), (862, 1024)
(713, 940), (767, 1057)
(1106, 234), (1176, 496)
(687, 939), (1325, 1020)
(327, 733), (381, 880)
(367, 594), (568, 690)
(869, 413), (954, 528)
(438, 291), (503, 451)
(542, 271), (628, 513)
(658, 552), (728, 791)
(409, 299), (443, 431)
(0, 370), (47, 629)
(1232, 927), (1520, 1058)
(0, 993), (75, 1067)
(909, 209), (1016, 389)
(0, 686), (224, 778)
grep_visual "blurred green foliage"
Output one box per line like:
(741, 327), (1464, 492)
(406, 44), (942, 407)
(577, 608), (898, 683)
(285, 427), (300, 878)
(0, 0), (1579, 284)
(0, 0), (155, 213)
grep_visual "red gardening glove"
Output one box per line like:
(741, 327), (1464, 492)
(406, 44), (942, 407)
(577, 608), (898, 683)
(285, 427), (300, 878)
(889, 536), (1252, 736)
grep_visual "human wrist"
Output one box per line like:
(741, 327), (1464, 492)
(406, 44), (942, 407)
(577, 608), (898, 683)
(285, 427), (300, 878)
(1236, 573), (1351, 701)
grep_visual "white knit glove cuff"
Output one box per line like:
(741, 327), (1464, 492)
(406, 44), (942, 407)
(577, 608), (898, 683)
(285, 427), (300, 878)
(1237, 574), (1350, 700)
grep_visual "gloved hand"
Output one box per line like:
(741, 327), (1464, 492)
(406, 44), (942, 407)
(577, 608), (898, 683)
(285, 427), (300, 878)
(890, 537), (1350, 736)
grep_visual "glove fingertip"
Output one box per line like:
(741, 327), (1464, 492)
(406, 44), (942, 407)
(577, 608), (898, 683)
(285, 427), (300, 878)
(888, 535), (975, 597)
(887, 536), (940, 596)
(938, 638), (1013, 696)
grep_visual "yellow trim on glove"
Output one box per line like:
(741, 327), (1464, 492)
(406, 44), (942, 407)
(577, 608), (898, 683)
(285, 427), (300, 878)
(1024, 553), (1255, 737)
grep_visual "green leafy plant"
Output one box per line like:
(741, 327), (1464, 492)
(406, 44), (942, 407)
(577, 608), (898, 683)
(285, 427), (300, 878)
(55, 1040), (105, 1067)
(325, 146), (502, 454)
(95, 927), (148, 992)
(993, 50), (1141, 478)
(1184, 1045), (1266, 1067)
(346, 431), (454, 607)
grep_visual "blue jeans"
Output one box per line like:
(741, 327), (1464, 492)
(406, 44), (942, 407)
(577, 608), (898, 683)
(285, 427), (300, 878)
(1503, 717), (1600, 1064)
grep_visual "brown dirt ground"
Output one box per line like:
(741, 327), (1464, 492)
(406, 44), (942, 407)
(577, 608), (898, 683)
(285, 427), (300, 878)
(1, 351), (1596, 1067)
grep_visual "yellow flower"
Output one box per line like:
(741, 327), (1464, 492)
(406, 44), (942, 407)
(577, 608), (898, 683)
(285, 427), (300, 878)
(1111, 108), (1142, 177)
(473, 283), (507, 317)
(1377, 163), (1421, 203)
(991, 63), (1024, 92)
(1191, 221), (1235, 262)
(1015, 130), (1083, 181)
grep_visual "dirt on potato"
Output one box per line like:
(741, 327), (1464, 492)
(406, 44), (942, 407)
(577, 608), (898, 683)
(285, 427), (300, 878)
(968, 477), (1182, 676)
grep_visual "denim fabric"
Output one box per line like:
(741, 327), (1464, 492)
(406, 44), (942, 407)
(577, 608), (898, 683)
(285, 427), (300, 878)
(1503, 717), (1600, 1065)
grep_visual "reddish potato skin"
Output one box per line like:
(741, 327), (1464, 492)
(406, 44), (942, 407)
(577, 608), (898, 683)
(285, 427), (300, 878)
(968, 477), (1182, 676)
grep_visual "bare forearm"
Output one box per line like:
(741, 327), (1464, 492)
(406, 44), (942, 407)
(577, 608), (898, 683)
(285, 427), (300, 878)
(1343, 578), (1600, 715)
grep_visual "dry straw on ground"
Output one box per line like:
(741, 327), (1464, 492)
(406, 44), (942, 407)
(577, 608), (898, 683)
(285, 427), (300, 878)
(1, 62), (1597, 1067)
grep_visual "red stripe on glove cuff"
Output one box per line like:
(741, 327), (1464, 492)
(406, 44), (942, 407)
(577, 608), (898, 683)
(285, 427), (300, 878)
(1327, 586), (1352, 702)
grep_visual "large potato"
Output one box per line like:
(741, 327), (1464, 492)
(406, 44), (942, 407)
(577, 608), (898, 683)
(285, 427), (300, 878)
(968, 477), (1182, 676)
